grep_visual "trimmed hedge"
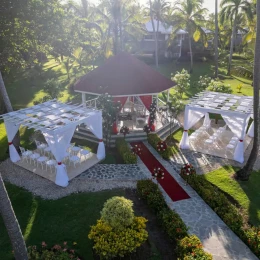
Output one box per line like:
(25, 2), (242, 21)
(180, 173), (260, 258)
(147, 134), (173, 160)
(115, 138), (137, 164)
(137, 180), (212, 259)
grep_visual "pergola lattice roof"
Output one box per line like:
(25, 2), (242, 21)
(187, 91), (253, 115)
(1, 100), (99, 133)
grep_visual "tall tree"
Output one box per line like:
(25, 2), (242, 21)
(220, 0), (253, 75)
(215, 0), (219, 78)
(171, 0), (208, 73)
(0, 173), (28, 259)
(236, 0), (260, 181)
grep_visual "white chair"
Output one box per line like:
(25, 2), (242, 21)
(226, 144), (235, 156)
(79, 148), (90, 160)
(68, 155), (81, 167)
(46, 159), (57, 173)
(231, 136), (239, 141)
(44, 146), (52, 156)
(20, 147), (32, 162)
(29, 152), (40, 165)
(70, 146), (81, 156)
(35, 141), (47, 154)
(37, 156), (48, 169)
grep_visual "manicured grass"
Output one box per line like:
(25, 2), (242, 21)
(204, 166), (260, 226)
(0, 183), (124, 260)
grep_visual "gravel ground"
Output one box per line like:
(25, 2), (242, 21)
(0, 159), (137, 200)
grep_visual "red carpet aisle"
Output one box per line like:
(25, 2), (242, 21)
(131, 142), (190, 202)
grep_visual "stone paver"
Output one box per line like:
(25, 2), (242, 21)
(78, 164), (146, 180)
(141, 142), (258, 260)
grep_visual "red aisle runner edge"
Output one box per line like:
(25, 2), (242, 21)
(131, 142), (190, 202)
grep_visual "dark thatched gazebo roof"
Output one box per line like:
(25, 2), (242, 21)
(74, 52), (175, 96)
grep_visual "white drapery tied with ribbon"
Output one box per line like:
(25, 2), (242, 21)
(179, 106), (205, 149)
(4, 119), (21, 162)
(43, 124), (77, 187)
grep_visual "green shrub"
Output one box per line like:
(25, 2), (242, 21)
(177, 235), (213, 260)
(28, 242), (80, 260)
(136, 180), (211, 259)
(157, 208), (188, 241)
(89, 217), (148, 259)
(115, 138), (137, 164)
(147, 134), (173, 160)
(207, 80), (232, 94)
(101, 196), (134, 230)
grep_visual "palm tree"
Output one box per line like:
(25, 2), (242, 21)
(220, 0), (253, 75)
(215, 0), (219, 78)
(0, 72), (28, 259)
(236, 0), (260, 181)
(171, 0), (208, 73)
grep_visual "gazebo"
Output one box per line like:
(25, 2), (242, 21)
(74, 52), (175, 134)
(180, 91), (253, 163)
(1, 100), (105, 187)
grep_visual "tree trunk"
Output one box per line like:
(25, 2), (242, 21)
(113, 23), (119, 55)
(81, 0), (88, 17)
(0, 173), (28, 259)
(188, 35), (193, 73)
(227, 17), (237, 75)
(214, 0), (219, 78)
(0, 72), (20, 150)
(236, 2), (260, 180)
(119, 11), (123, 51)
(149, 0), (158, 68)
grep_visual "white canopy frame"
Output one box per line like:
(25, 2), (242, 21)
(180, 91), (253, 163)
(1, 100), (105, 187)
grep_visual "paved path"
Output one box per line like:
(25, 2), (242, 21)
(139, 142), (258, 260)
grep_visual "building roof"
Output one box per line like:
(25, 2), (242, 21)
(74, 52), (175, 96)
(145, 20), (172, 34)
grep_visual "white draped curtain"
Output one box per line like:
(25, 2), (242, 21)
(247, 115), (254, 137)
(222, 114), (250, 163)
(179, 107), (205, 149)
(42, 125), (76, 187)
(84, 111), (105, 160)
(4, 119), (21, 162)
(203, 113), (211, 129)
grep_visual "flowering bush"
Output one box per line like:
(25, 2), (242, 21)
(120, 125), (130, 138)
(149, 101), (157, 127)
(171, 69), (190, 99)
(28, 242), (80, 260)
(131, 144), (142, 156)
(88, 217), (148, 259)
(115, 138), (137, 164)
(152, 167), (165, 180)
(157, 141), (167, 152)
(101, 196), (134, 230)
(136, 180), (212, 259)
(177, 235), (213, 260)
(207, 79), (232, 94)
(197, 75), (212, 91)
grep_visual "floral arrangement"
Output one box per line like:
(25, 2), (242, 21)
(180, 163), (196, 176)
(157, 141), (167, 152)
(120, 125), (130, 138)
(149, 101), (157, 127)
(152, 167), (165, 180)
(131, 144), (142, 156)
(143, 124), (151, 135)
(27, 241), (80, 260)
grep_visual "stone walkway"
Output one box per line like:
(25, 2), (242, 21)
(140, 142), (258, 260)
(78, 164), (146, 180)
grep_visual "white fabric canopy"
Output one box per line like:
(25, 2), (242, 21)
(222, 115), (250, 163)
(84, 111), (105, 159)
(247, 115), (254, 137)
(42, 125), (77, 187)
(4, 119), (21, 162)
(179, 106), (205, 149)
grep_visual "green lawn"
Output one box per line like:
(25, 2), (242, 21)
(204, 166), (260, 227)
(0, 183), (124, 260)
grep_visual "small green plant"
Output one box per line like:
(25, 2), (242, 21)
(237, 84), (243, 93)
(101, 196), (134, 230)
(43, 78), (64, 99)
(115, 138), (137, 164)
(207, 79), (232, 94)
